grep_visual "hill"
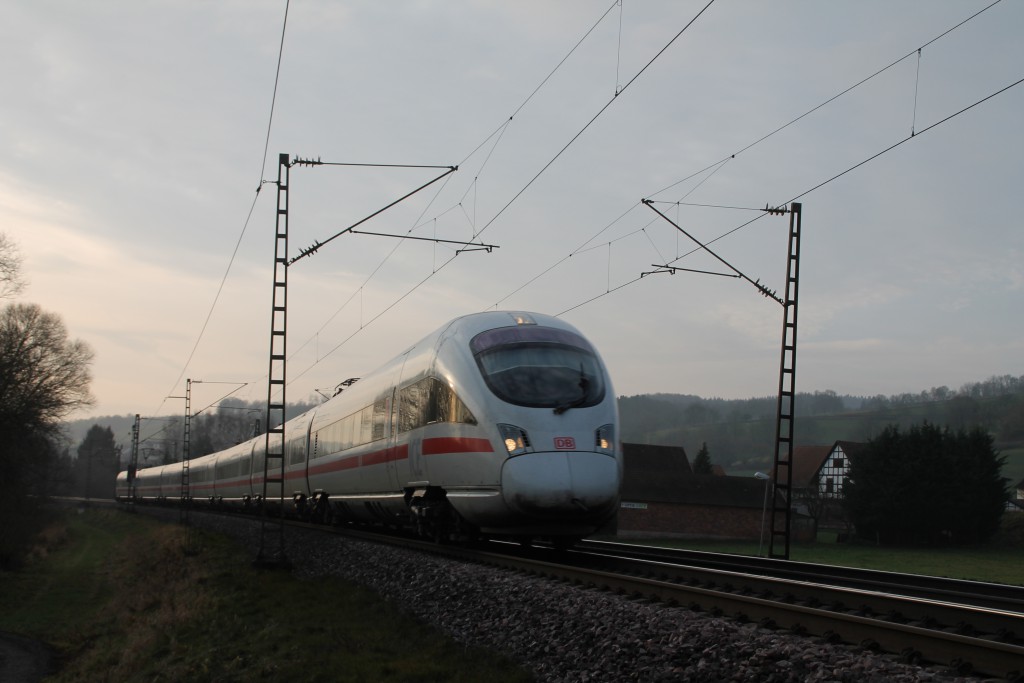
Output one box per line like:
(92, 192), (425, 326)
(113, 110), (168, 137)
(618, 374), (1024, 481)
(58, 398), (322, 459)
(59, 375), (1024, 484)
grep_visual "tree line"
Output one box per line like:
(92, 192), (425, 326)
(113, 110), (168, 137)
(0, 234), (95, 567)
(620, 378), (1024, 470)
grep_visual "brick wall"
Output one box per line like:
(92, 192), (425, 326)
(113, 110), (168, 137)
(617, 502), (765, 540)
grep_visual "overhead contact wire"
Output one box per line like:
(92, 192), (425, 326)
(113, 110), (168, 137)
(286, 2), (625, 380)
(647, 0), (1002, 201)
(550, 2), (1010, 316)
(154, 0), (291, 416)
(474, 0), (718, 242)
(564, 74), (1024, 316)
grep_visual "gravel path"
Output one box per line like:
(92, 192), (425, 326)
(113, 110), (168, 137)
(185, 510), (985, 682)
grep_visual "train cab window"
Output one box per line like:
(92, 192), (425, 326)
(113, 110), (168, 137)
(398, 377), (476, 433)
(470, 326), (605, 410)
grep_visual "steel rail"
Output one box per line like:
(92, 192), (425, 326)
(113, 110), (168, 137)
(575, 539), (1024, 614)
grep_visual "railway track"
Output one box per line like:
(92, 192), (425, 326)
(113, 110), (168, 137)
(574, 539), (1024, 614)
(91, 500), (1024, 679)
(333, 528), (1024, 679)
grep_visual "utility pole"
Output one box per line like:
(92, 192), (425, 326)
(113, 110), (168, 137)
(255, 153), (291, 567)
(641, 200), (803, 559)
(768, 202), (802, 560)
(180, 379), (192, 528)
(252, 152), (478, 567)
(128, 414), (140, 510)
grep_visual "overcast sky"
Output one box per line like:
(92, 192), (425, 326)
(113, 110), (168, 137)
(3, 1), (1022, 423)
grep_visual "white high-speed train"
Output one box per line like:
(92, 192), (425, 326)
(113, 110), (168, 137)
(117, 311), (621, 543)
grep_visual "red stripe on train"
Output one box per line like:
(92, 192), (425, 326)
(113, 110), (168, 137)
(361, 444), (408, 467)
(422, 436), (494, 455)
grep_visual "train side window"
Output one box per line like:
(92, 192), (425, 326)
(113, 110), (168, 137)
(430, 379), (477, 426)
(398, 377), (476, 433)
(359, 405), (374, 446)
(287, 436), (306, 465)
(398, 379), (426, 433)
(372, 396), (388, 441)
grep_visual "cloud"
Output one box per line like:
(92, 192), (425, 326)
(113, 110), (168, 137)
(2, 2), (1022, 417)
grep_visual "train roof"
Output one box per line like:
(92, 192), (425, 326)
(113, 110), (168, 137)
(402, 310), (584, 355)
(355, 310), (585, 381)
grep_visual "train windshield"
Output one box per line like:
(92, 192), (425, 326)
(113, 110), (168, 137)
(470, 326), (605, 410)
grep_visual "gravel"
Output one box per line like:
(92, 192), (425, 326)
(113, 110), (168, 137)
(183, 509), (985, 683)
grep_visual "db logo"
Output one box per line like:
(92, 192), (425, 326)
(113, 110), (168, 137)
(554, 437), (576, 450)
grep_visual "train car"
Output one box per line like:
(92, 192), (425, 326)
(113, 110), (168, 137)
(119, 311), (621, 544)
(115, 470), (130, 500)
(210, 442), (255, 507)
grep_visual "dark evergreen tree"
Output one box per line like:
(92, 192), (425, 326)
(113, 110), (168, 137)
(692, 442), (713, 475)
(844, 422), (1008, 545)
(76, 425), (119, 499)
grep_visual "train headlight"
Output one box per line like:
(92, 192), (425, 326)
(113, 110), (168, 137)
(595, 424), (615, 455)
(498, 423), (533, 456)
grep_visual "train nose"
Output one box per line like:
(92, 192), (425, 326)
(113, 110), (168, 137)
(500, 451), (619, 517)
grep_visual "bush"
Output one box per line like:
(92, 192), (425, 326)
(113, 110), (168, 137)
(992, 514), (1024, 548)
(0, 497), (54, 570)
(844, 422), (1008, 545)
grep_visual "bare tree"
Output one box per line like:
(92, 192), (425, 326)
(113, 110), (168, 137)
(0, 233), (26, 300)
(0, 303), (94, 438)
(0, 303), (93, 566)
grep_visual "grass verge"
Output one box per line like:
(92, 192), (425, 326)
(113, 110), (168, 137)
(0, 509), (533, 682)
(615, 516), (1024, 586)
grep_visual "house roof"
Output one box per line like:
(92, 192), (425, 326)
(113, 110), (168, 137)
(621, 443), (691, 495)
(621, 443), (765, 508)
(834, 440), (867, 458)
(781, 445), (832, 488)
(773, 441), (867, 487)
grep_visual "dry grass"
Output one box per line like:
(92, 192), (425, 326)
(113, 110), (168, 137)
(2, 510), (532, 683)
(24, 517), (71, 563)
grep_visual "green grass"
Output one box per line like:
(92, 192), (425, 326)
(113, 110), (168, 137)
(0, 509), (533, 683)
(615, 517), (1024, 586)
(0, 508), (131, 635)
(1001, 446), (1024, 488)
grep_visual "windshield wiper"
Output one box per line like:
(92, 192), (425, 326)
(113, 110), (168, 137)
(553, 365), (590, 415)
